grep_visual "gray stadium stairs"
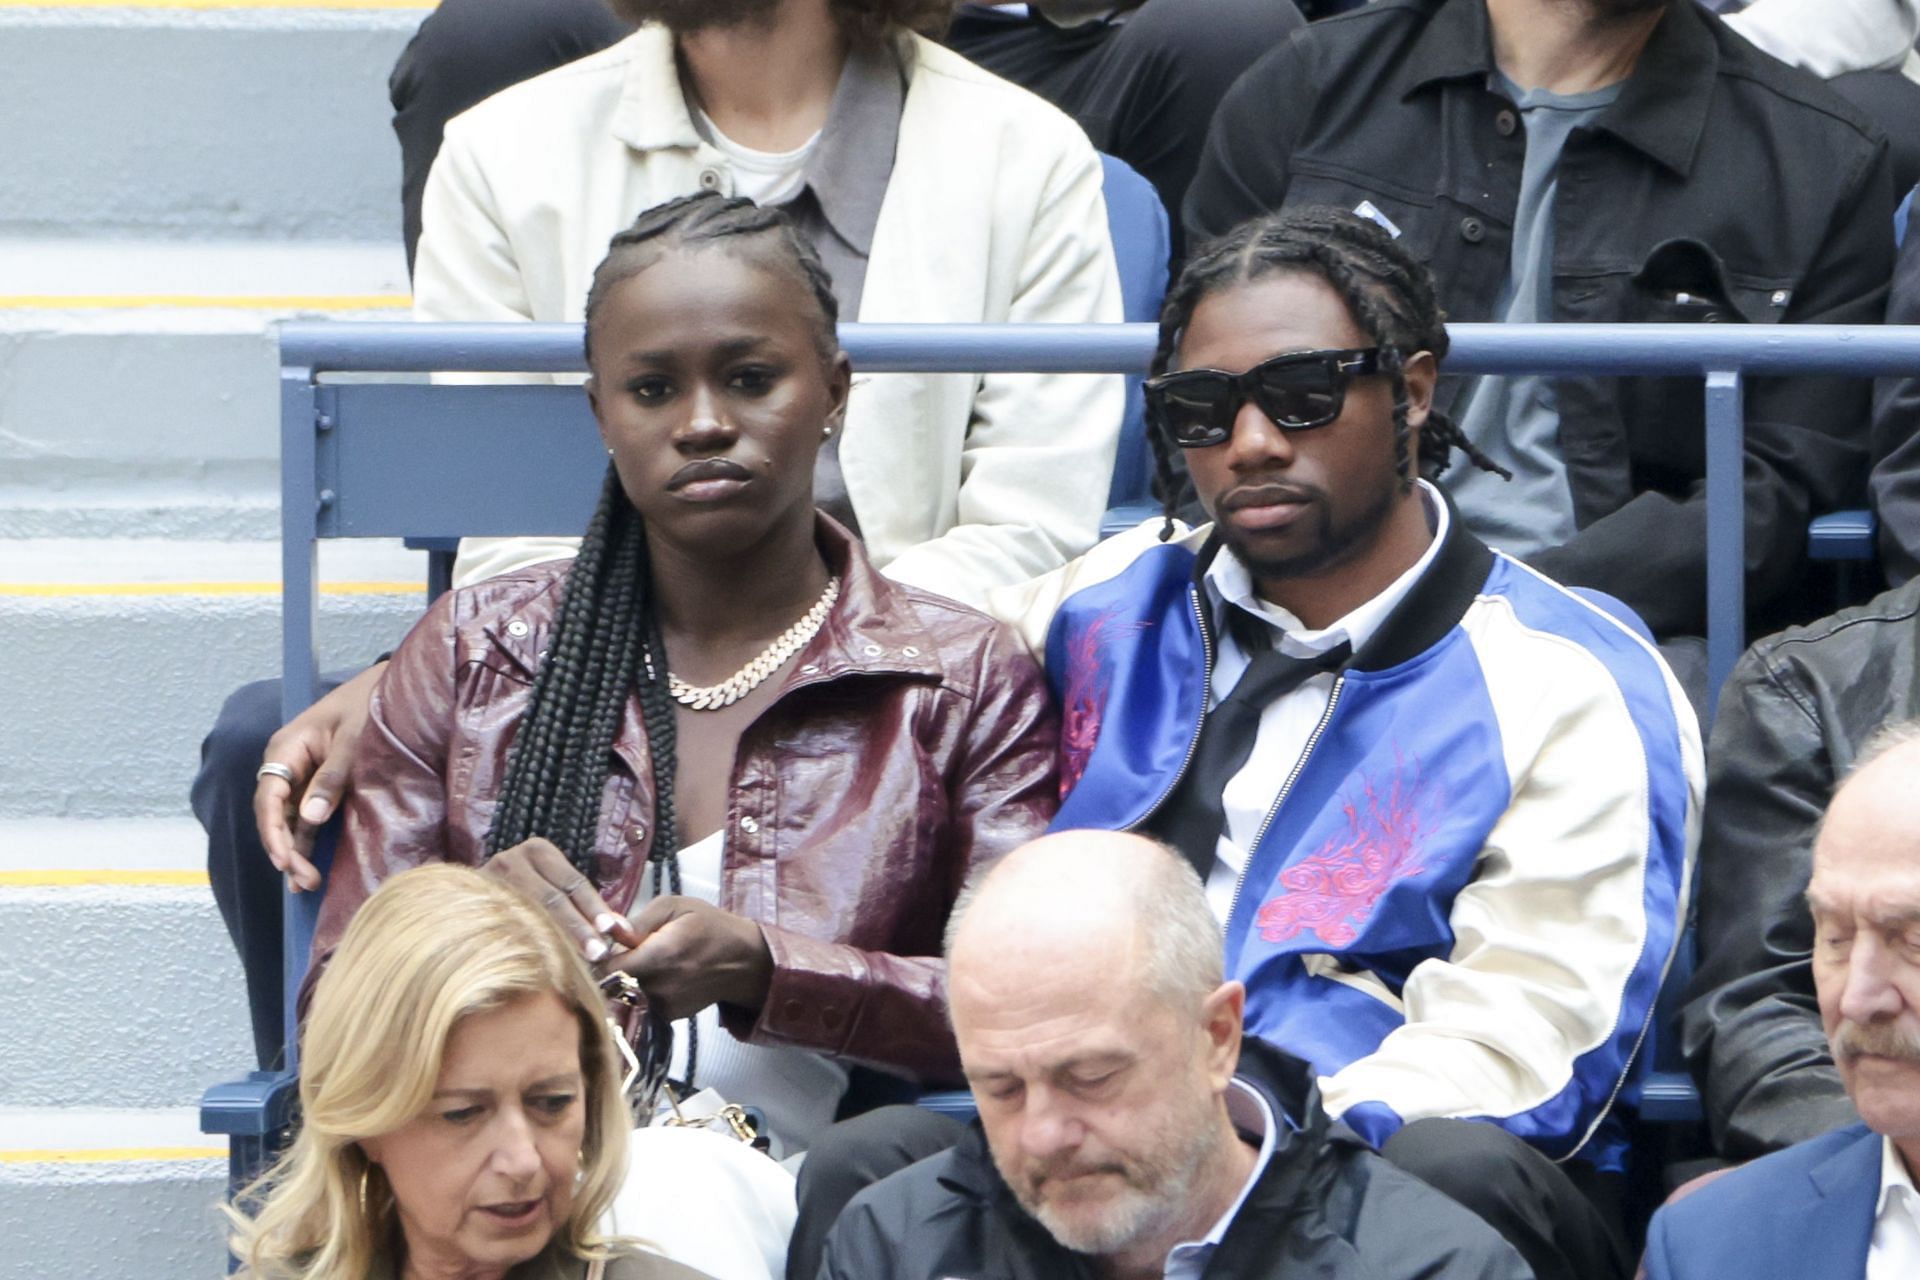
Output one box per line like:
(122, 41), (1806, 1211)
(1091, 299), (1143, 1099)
(0, 4), (435, 1275)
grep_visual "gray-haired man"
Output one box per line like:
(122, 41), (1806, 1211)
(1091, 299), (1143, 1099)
(816, 830), (1528, 1280)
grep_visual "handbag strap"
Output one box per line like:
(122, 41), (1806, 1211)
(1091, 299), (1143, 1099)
(585, 1259), (606, 1280)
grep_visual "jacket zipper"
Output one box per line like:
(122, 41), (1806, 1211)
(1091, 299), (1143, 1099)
(1225, 673), (1348, 935)
(1126, 584), (1216, 831)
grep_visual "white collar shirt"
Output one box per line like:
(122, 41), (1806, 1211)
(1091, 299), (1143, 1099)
(1162, 1080), (1280, 1280)
(1198, 481), (1449, 922)
(1869, 1136), (1920, 1280)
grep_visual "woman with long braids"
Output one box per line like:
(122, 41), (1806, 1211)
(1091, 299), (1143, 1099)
(314, 193), (1059, 1267)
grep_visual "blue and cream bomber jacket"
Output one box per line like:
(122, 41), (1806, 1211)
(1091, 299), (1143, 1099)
(988, 513), (1703, 1170)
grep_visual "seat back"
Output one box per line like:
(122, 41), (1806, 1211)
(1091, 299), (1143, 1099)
(1098, 153), (1171, 511)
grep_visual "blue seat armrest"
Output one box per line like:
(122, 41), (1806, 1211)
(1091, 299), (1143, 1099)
(1638, 1071), (1703, 1125)
(1808, 509), (1877, 562)
(1101, 502), (1160, 540)
(201, 1070), (300, 1138)
(917, 1090), (979, 1120)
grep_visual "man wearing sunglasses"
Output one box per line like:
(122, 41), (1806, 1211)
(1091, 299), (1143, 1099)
(791, 208), (1700, 1280)
(1184, 0), (1897, 701)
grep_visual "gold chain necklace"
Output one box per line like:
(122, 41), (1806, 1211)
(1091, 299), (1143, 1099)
(667, 575), (841, 711)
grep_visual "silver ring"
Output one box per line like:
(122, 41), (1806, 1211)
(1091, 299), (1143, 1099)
(256, 762), (297, 785)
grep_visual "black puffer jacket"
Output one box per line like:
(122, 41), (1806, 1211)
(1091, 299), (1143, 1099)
(816, 1038), (1529, 1280)
(1680, 576), (1920, 1160)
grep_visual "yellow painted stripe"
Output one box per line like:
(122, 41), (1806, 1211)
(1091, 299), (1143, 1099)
(0, 580), (420, 598)
(0, 294), (410, 311)
(0, 1147), (226, 1165)
(0, 870), (211, 888)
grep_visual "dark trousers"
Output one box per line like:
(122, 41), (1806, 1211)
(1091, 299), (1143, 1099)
(190, 671), (350, 1070)
(790, 1105), (965, 1280)
(385, 0), (1305, 270)
(1383, 1119), (1631, 1280)
(945, 0), (1304, 254)
(788, 1107), (1630, 1280)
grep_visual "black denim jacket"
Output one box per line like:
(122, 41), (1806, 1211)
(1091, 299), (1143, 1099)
(1185, 0), (1897, 638)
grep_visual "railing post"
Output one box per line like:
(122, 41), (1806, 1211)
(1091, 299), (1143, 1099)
(1704, 369), (1745, 723)
(277, 362), (322, 1071)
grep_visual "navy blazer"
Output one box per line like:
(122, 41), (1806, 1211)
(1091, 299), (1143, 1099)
(1643, 1123), (1881, 1280)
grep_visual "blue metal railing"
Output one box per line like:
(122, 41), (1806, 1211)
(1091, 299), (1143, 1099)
(211, 319), (1920, 1182)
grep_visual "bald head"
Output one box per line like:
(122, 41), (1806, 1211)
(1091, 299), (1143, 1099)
(947, 830), (1224, 1015)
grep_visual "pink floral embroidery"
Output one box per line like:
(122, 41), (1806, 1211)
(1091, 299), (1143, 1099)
(1255, 763), (1430, 947)
(1059, 610), (1149, 796)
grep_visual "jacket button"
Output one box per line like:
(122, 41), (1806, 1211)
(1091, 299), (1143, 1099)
(506, 619), (530, 638)
(1459, 216), (1486, 244)
(1495, 109), (1518, 137)
(739, 816), (759, 834)
(631, 823), (647, 843)
(698, 168), (724, 191)
(1771, 289), (1790, 307)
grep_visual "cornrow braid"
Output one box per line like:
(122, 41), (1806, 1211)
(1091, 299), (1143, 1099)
(488, 191), (835, 1084)
(1145, 205), (1511, 539)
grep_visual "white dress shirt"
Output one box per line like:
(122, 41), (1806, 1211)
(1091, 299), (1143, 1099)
(1869, 1136), (1920, 1280)
(1162, 1080), (1280, 1280)
(1198, 481), (1450, 921)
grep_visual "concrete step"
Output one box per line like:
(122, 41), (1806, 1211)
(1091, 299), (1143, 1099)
(0, 3), (428, 242)
(0, 538), (428, 819)
(0, 1107), (228, 1280)
(0, 238), (410, 535)
(0, 820), (250, 1109)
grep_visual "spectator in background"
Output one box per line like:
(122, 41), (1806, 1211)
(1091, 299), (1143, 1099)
(1871, 191), (1920, 583)
(388, 0), (1305, 268)
(1186, 0), (1898, 703)
(1648, 724), (1920, 1280)
(1713, 0), (1920, 192)
(1679, 574), (1920, 1162)
(942, 0), (1305, 255)
(817, 832), (1531, 1280)
(199, 0), (1118, 1072)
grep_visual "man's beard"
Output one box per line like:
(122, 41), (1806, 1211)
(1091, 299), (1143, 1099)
(1833, 1020), (1920, 1065)
(609, 0), (784, 33)
(1214, 474), (1400, 588)
(996, 1086), (1225, 1259)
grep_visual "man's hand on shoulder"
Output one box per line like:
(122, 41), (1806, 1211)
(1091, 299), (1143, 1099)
(251, 660), (387, 891)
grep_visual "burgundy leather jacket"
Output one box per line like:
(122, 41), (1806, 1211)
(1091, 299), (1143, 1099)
(319, 520), (1060, 1083)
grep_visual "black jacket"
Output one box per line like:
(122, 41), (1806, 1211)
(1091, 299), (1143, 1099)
(1185, 0), (1896, 639)
(1869, 185), (1920, 587)
(1678, 576), (1920, 1160)
(816, 1039), (1530, 1280)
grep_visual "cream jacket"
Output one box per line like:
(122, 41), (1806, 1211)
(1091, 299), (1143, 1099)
(414, 27), (1124, 607)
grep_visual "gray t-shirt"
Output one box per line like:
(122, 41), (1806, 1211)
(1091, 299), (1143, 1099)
(1445, 73), (1622, 558)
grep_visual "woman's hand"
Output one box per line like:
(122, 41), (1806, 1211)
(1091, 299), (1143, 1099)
(484, 837), (774, 1021)
(606, 897), (775, 1021)
(484, 836), (644, 960)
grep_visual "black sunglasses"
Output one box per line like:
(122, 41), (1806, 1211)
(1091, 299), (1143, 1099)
(1144, 347), (1387, 449)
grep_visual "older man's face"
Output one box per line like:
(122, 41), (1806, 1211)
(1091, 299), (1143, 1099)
(951, 929), (1226, 1257)
(1809, 776), (1920, 1144)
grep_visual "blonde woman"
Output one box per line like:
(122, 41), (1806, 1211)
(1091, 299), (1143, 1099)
(227, 863), (711, 1280)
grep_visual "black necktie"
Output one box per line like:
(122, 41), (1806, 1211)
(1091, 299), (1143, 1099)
(1145, 609), (1351, 881)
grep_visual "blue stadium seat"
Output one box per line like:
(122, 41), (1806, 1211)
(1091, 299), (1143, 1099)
(1098, 153), (1171, 519)
(1808, 509), (1879, 561)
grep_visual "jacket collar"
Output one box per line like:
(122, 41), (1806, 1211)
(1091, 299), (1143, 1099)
(481, 513), (944, 687)
(1187, 487), (1495, 676)
(788, 512), (947, 685)
(1394, 0), (1713, 178)
(610, 26), (904, 258)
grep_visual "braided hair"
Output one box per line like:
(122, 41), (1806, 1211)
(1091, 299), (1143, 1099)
(1146, 206), (1510, 539)
(487, 192), (840, 1083)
